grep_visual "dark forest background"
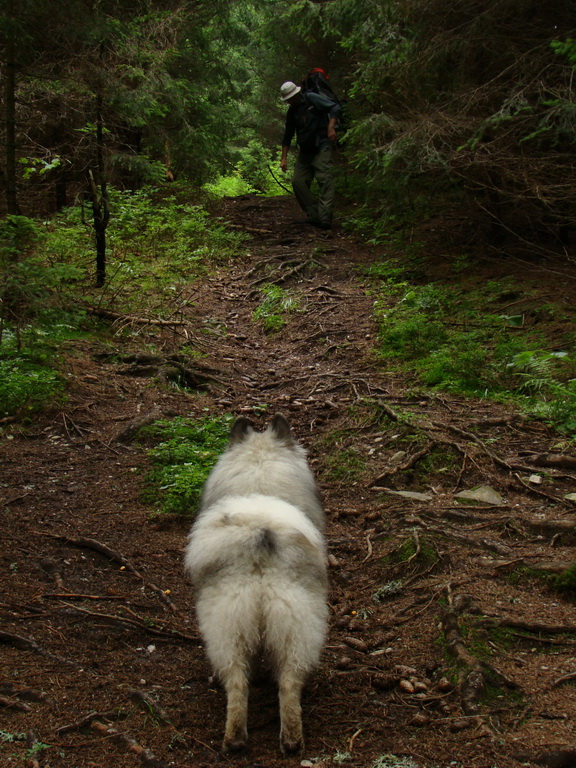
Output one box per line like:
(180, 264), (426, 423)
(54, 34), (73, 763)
(2, 0), (575, 250)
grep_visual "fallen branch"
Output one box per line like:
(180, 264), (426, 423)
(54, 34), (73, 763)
(550, 672), (576, 688)
(56, 603), (197, 642)
(85, 306), (186, 327)
(56, 710), (126, 736)
(42, 593), (126, 601)
(37, 534), (176, 612)
(127, 688), (173, 725)
(90, 720), (169, 768)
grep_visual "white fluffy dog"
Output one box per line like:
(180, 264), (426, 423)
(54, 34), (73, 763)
(184, 413), (328, 754)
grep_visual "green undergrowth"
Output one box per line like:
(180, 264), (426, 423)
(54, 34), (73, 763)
(253, 283), (300, 332)
(507, 562), (576, 601)
(140, 413), (233, 516)
(203, 141), (286, 198)
(367, 259), (576, 435)
(0, 185), (245, 420)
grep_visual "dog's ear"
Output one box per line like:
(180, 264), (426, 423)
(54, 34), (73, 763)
(230, 416), (254, 444)
(270, 413), (293, 443)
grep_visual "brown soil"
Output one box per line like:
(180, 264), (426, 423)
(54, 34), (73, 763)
(2, 194), (576, 768)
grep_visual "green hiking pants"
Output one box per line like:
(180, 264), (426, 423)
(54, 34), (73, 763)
(292, 143), (335, 226)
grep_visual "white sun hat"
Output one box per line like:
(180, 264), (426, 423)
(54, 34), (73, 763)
(280, 81), (301, 101)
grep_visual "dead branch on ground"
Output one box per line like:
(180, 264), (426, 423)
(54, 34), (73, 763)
(37, 534), (176, 612)
(85, 306), (186, 327)
(90, 720), (169, 768)
(55, 602), (197, 642)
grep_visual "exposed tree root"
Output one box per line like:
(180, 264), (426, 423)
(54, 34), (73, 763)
(0, 682), (48, 702)
(476, 618), (576, 635)
(529, 453), (576, 471)
(0, 693), (32, 712)
(0, 629), (81, 669)
(441, 592), (519, 716)
(369, 441), (437, 486)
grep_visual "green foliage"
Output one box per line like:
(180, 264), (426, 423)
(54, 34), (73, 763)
(372, 580), (403, 602)
(142, 414), (233, 516)
(0, 184), (246, 420)
(108, 187), (244, 265)
(204, 141), (287, 198)
(372, 756), (420, 768)
(204, 173), (258, 198)
(0, 216), (80, 418)
(551, 563), (576, 596)
(372, 274), (576, 433)
(0, 354), (65, 418)
(253, 283), (300, 332)
(551, 38), (576, 66)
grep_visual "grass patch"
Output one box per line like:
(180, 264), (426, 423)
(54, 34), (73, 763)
(253, 283), (300, 332)
(141, 413), (232, 516)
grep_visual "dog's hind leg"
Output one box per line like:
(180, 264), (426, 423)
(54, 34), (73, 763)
(278, 665), (307, 755)
(221, 663), (249, 752)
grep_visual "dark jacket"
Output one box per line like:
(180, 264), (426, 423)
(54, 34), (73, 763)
(282, 91), (341, 154)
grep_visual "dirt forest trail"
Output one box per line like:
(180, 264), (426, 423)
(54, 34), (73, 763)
(1, 193), (576, 768)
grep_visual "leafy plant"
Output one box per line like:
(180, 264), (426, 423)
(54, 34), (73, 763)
(0, 356), (65, 418)
(142, 414), (233, 516)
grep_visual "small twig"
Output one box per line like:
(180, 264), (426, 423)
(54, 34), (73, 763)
(57, 603), (197, 642)
(1, 492), (31, 507)
(550, 672), (576, 688)
(348, 728), (363, 752)
(370, 442), (437, 487)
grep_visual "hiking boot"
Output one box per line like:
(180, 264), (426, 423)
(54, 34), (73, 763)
(308, 219), (332, 230)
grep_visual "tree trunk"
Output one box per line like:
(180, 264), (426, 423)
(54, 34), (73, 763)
(5, 0), (19, 215)
(90, 92), (109, 287)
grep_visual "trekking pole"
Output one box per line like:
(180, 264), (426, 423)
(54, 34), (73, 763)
(267, 165), (293, 194)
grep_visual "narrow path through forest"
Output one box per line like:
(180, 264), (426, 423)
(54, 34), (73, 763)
(1, 194), (576, 768)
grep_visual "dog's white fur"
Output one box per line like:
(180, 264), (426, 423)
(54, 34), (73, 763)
(184, 413), (327, 754)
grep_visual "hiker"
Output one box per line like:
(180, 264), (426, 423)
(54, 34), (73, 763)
(279, 80), (341, 230)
